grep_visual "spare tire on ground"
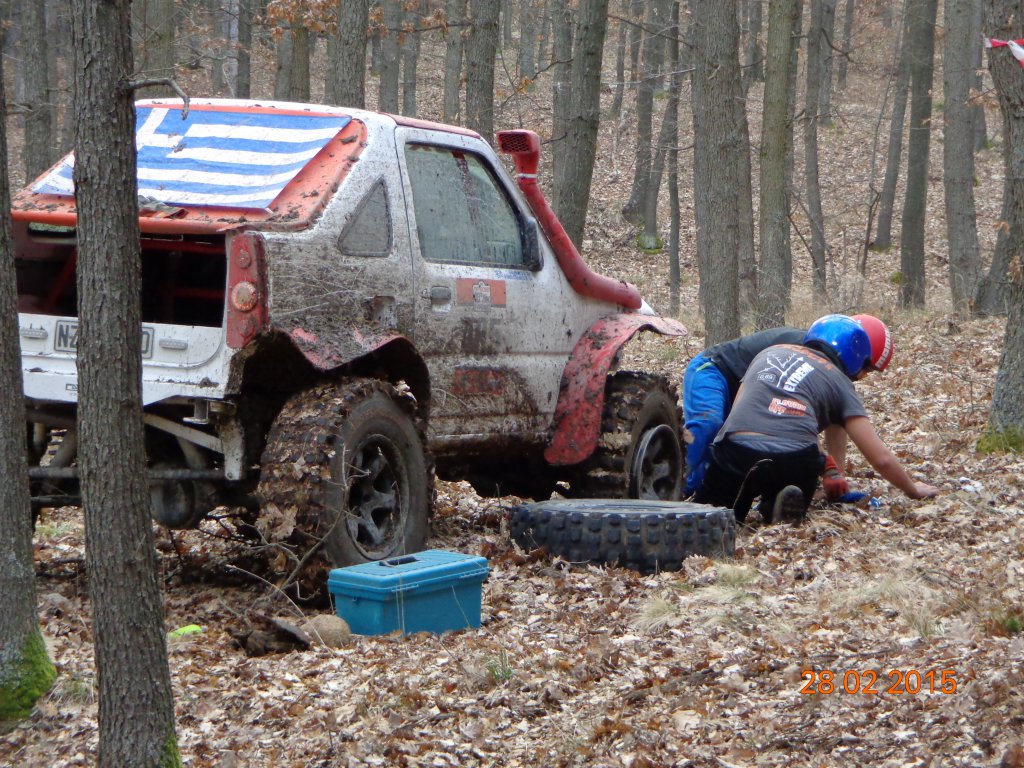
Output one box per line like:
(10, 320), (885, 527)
(509, 499), (736, 574)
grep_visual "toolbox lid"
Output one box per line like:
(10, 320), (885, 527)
(328, 549), (489, 597)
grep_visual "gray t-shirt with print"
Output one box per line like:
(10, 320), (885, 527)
(714, 344), (868, 447)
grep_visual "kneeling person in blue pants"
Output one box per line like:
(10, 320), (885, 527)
(683, 327), (805, 496)
(692, 315), (938, 522)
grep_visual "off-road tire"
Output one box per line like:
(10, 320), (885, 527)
(510, 499), (735, 573)
(256, 379), (432, 597)
(567, 371), (684, 501)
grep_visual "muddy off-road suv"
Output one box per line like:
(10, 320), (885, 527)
(15, 98), (687, 576)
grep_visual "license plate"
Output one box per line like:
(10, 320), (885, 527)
(54, 319), (154, 359)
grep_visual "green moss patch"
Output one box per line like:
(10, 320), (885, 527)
(977, 427), (1024, 454)
(0, 630), (57, 722)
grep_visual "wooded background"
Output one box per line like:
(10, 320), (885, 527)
(3, 1), (1024, 765)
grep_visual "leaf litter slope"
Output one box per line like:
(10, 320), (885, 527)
(4, 14), (1024, 768)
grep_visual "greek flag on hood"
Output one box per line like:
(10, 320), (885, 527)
(33, 106), (351, 209)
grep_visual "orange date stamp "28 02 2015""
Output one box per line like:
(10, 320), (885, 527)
(800, 669), (958, 695)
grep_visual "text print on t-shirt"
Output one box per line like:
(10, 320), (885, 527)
(768, 397), (808, 416)
(756, 352), (817, 393)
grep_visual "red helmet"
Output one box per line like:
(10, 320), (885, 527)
(852, 314), (893, 371)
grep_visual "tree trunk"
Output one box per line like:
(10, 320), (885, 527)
(836, 0), (855, 91)
(623, 0), (670, 225)
(899, 0), (937, 309)
(134, 0), (177, 97)
(982, 0), (1024, 448)
(211, 2), (230, 95)
(756, 0), (799, 328)
(21, 0), (53, 182)
(691, 0), (742, 344)
(236, 0), (253, 98)
(627, 0), (644, 91)
(819, 0), (837, 125)
(519, 0), (537, 80)
(970, 0), (988, 151)
(744, 0), (764, 88)
(0, 39), (56, 722)
(379, 0), (402, 112)
(329, 0), (368, 107)
(70, 1), (180, 764)
(465, 0), (500, 142)
(401, 1), (423, 116)
(442, 0), (467, 121)
(274, 26), (294, 100)
(611, 5), (627, 117)
(874, 8), (911, 251)
(974, 108), (1013, 316)
(501, 0), (512, 45)
(553, 0), (609, 250)
(942, 0), (981, 314)
(290, 24), (310, 101)
(536, 1), (551, 67)
(641, 0), (681, 251)
(550, 0), (574, 214)
(804, 0), (828, 298)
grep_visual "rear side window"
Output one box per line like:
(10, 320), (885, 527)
(339, 179), (392, 257)
(404, 144), (525, 267)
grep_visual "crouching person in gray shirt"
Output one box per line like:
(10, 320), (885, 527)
(693, 315), (938, 524)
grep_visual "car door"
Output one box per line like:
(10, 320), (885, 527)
(393, 126), (582, 449)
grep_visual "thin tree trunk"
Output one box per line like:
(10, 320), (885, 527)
(836, 0), (855, 91)
(519, 0), (537, 80)
(627, 0), (644, 91)
(0, 33), (56, 721)
(554, 0), (609, 250)
(744, 0), (764, 88)
(970, 0), (988, 150)
(329, 0), (368, 107)
(943, 0), (981, 313)
(236, 0), (253, 98)
(899, 0), (937, 308)
(974, 109), (1013, 315)
(70, 0), (180, 763)
(819, 0), (837, 125)
(757, 0), (799, 328)
(401, 1), (423, 116)
(623, 0), (670, 225)
(379, 0), (402, 112)
(465, 0), (500, 142)
(550, 1), (574, 214)
(536, 1), (551, 66)
(641, 1), (681, 251)
(442, 0), (467, 121)
(691, 0), (742, 344)
(669, 137), (681, 316)
(21, 0), (53, 182)
(503, 0), (514, 45)
(291, 24), (310, 101)
(274, 26), (294, 100)
(874, 6), (911, 250)
(805, 0), (828, 297)
(611, 5), (627, 117)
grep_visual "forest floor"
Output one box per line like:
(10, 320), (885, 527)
(4, 9), (1024, 768)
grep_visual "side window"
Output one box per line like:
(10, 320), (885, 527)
(339, 179), (392, 257)
(404, 144), (525, 267)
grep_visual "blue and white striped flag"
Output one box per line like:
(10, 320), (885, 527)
(33, 106), (351, 209)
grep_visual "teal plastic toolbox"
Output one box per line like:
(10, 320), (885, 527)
(327, 549), (489, 635)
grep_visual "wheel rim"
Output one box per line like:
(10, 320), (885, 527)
(630, 424), (683, 500)
(344, 434), (409, 560)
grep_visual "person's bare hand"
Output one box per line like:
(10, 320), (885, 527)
(910, 481), (939, 499)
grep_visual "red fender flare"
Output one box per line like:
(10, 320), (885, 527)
(544, 314), (688, 466)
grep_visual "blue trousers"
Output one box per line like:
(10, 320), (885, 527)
(682, 354), (730, 496)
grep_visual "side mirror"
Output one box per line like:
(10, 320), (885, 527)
(522, 216), (542, 271)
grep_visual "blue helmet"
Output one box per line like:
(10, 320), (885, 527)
(804, 314), (872, 379)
